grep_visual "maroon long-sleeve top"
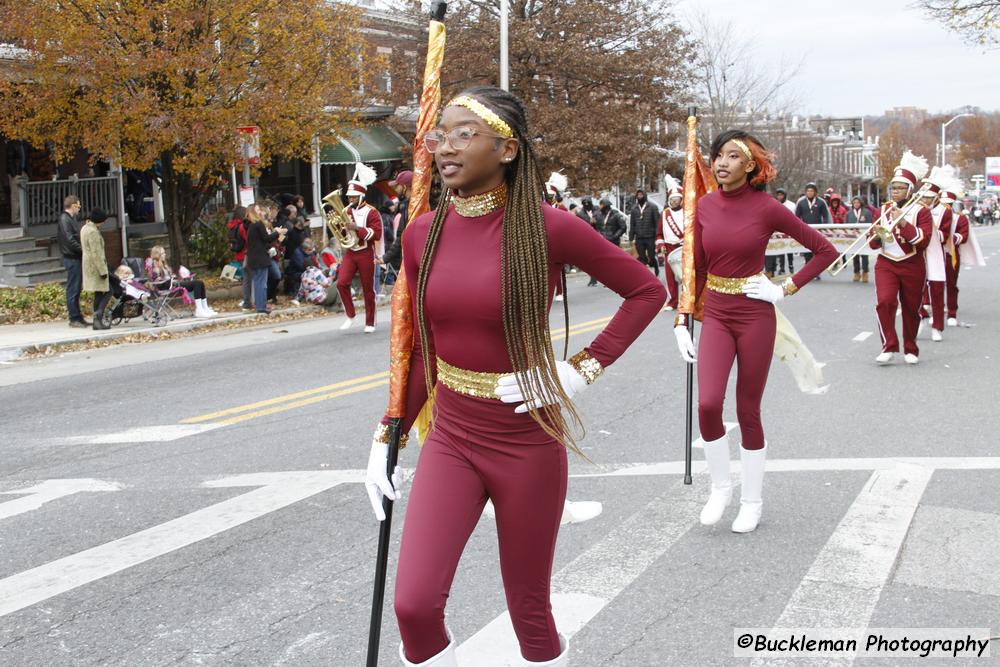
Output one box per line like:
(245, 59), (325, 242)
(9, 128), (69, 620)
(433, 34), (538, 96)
(694, 183), (838, 300)
(387, 202), (667, 434)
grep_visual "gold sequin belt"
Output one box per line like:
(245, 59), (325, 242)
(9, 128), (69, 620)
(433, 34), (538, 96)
(436, 358), (504, 400)
(706, 272), (763, 295)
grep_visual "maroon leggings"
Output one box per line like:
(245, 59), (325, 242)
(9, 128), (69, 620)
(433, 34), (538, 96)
(697, 291), (775, 451)
(945, 259), (960, 318)
(336, 247), (376, 325)
(920, 281), (945, 330)
(394, 387), (567, 663)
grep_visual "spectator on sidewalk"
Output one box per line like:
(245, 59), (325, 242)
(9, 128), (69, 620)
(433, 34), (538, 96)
(246, 209), (286, 314)
(596, 198), (627, 246)
(829, 193), (848, 224)
(57, 195), (86, 327)
(770, 189), (797, 275)
(147, 246), (217, 318)
(847, 196), (872, 282)
(80, 208), (110, 330)
(795, 183), (830, 269)
(286, 237), (316, 303)
(576, 197), (600, 286)
(227, 206), (252, 311)
(629, 188), (660, 277)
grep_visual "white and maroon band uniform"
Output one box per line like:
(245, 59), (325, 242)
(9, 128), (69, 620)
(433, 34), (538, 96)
(337, 198), (382, 327)
(919, 199), (952, 334)
(869, 200), (933, 359)
(945, 200), (970, 322)
(656, 194), (685, 309)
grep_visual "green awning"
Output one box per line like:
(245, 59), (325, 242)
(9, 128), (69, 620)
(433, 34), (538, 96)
(320, 125), (408, 164)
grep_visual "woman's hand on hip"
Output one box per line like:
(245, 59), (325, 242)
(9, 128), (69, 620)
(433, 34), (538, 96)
(495, 361), (587, 414)
(742, 275), (784, 304)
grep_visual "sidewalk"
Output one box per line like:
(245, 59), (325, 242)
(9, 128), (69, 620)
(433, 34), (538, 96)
(0, 289), (397, 361)
(0, 307), (322, 362)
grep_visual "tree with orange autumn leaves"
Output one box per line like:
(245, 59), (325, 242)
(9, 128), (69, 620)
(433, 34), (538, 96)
(385, 0), (696, 194)
(0, 0), (373, 265)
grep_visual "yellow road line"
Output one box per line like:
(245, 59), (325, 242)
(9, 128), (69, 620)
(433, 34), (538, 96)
(216, 380), (391, 426)
(181, 370), (390, 424)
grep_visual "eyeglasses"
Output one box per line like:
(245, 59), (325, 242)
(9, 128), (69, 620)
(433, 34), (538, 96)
(423, 127), (511, 153)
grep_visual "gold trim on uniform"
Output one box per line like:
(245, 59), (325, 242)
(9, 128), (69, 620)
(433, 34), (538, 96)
(706, 273), (761, 295)
(373, 422), (410, 450)
(568, 349), (604, 385)
(452, 183), (508, 218)
(448, 96), (515, 138)
(781, 277), (799, 296)
(437, 357), (505, 399)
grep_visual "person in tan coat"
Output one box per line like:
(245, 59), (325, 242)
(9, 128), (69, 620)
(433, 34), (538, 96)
(80, 208), (110, 329)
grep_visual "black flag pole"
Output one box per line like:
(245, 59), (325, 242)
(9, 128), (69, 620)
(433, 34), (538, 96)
(365, 4), (448, 664)
(683, 104), (697, 486)
(366, 418), (403, 667)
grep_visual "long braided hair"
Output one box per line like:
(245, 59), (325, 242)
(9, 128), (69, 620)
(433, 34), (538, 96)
(414, 85), (584, 453)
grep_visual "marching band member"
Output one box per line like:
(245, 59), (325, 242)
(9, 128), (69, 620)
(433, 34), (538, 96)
(656, 175), (685, 310)
(545, 172), (569, 211)
(337, 163), (382, 332)
(918, 167), (954, 342)
(673, 130), (836, 533)
(546, 172), (569, 301)
(870, 151), (933, 365)
(945, 193), (970, 326)
(364, 86), (665, 666)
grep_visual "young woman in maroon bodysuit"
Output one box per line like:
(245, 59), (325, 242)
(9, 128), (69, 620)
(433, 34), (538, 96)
(673, 130), (837, 534)
(363, 87), (666, 666)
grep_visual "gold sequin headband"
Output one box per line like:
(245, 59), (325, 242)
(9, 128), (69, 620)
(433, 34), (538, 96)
(732, 138), (753, 162)
(447, 96), (515, 139)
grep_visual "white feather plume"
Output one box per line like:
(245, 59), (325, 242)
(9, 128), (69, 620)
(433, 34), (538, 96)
(898, 150), (929, 181)
(545, 171), (568, 193)
(352, 162), (377, 187)
(664, 173), (681, 194)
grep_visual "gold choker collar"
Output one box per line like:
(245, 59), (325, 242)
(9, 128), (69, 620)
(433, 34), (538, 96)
(452, 184), (507, 218)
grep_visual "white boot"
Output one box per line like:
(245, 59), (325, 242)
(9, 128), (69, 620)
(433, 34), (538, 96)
(203, 299), (218, 315)
(560, 500), (603, 524)
(523, 634), (568, 666)
(699, 434), (732, 526)
(194, 299), (215, 318)
(339, 316), (354, 330)
(399, 629), (457, 666)
(732, 445), (766, 533)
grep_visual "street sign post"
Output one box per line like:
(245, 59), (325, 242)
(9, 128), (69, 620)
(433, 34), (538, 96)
(236, 126), (261, 202)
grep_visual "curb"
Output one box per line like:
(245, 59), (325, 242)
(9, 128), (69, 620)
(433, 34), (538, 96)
(0, 291), (398, 362)
(0, 306), (325, 362)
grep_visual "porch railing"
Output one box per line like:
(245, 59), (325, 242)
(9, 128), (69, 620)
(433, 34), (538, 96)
(17, 175), (121, 228)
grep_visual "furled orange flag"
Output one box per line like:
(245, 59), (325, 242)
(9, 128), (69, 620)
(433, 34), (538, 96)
(678, 114), (715, 321)
(385, 19), (446, 421)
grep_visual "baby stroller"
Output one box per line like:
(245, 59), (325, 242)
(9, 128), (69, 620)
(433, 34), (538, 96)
(96, 258), (190, 328)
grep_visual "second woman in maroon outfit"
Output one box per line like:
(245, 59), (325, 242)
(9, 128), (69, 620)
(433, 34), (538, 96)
(674, 130), (837, 534)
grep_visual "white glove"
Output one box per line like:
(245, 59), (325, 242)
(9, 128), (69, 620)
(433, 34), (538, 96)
(742, 275), (784, 304)
(495, 360), (587, 414)
(365, 440), (404, 522)
(674, 325), (696, 363)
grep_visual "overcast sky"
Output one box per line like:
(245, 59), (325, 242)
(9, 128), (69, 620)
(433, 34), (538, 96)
(673, 0), (1000, 117)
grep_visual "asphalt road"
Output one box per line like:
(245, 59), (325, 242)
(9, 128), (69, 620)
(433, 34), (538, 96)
(2, 230), (1000, 666)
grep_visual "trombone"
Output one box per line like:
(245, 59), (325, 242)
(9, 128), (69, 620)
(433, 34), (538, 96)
(827, 185), (930, 276)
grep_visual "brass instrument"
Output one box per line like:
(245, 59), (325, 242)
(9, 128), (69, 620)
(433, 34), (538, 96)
(322, 189), (367, 251)
(827, 185), (930, 276)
